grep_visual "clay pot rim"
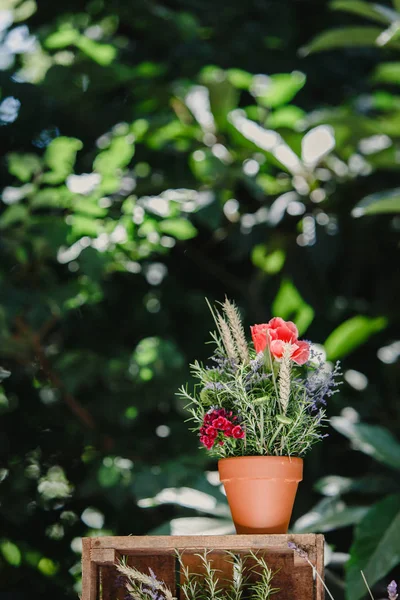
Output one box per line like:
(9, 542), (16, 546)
(218, 455), (303, 465)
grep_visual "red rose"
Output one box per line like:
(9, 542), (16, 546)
(290, 340), (310, 365)
(250, 323), (269, 354)
(232, 425), (245, 439)
(251, 317), (310, 365)
(269, 339), (310, 365)
(212, 417), (229, 430)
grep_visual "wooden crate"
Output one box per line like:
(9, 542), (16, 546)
(82, 534), (324, 600)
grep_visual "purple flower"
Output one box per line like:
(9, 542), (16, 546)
(388, 581), (398, 600)
(204, 381), (225, 391)
(250, 354), (264, 373)
(288, 541), (309, 560)
(303, 359), (342, 412)
(115, 575), (128, 588)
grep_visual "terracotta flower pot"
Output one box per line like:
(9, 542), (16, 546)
(218, 456), (303, 534)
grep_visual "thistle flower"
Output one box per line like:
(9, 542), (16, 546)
(388, 581), (398, 600)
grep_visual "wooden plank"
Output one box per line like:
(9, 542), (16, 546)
(92, 548), (121, 565)
(315, 534), (325, 600)
(82, 538), (98, 600)
(92, 533), (320, 552)
(101, 566), (118, 600)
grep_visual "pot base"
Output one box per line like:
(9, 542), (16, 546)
(235, 523), (289, 534)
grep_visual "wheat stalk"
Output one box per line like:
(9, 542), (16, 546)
(117, 561), (175, 600)
(222, 298), (249, 364)
(217, 313), (239, 362)
(278, 343), (292, 414)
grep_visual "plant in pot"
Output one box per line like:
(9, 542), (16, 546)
(178, 298), (342, 535)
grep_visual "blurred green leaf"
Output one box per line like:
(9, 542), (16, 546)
(293, 497), (369, 533)
(227, 68), (253, 89)
(330, 1), (396, 25)
(0, 205), (29, 229)
(45, 28), (79, 49)
(0, 540), (21, 566)
(76, 37), (117, 66)
(303, 26), (400, 54)
(38, 557), (58, 577)
(373, 61), (400, 84)
(159, 218), (197, 240)
(201, 67), (239, 130)
(266, 105), (305, 129)
(147, 121), (197, 149)
(13, 0), (37, 21)
(253, 72), (306, 108)
(189, 149), (226, 182)
(94, 136), (135, 175)
(346, 494), (400, 600)
(150, 516), (234, 535)
(324, 315), (388, 360)
(43, 137), (83, 185)
(31, 187), (72, 209)
(256, 173), (292, 195)
(252, 245), (286, 275)
(69, 215), (102, 238)
(272, 279), (314, 335)
(331, 417), (400, 470)
(315, 474), (400, 496)
(8, 153), (41, 182)
(352, 187), (400, 216)
(0, 368), (11, 382)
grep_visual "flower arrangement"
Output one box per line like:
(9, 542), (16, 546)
(178, 298), (342, 458)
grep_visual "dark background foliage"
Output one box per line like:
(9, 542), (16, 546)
(0, 0), (399, 599)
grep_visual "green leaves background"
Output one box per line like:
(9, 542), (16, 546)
(0, 0), (399, 599)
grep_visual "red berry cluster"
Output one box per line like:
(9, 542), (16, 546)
(199, 408), (245, 450)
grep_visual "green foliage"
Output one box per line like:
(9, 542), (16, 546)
(346, 494), (400, 600)
(0, 0), (399, 598)
(324, 316), (388, 361)
(178, 550), (278, 600)
(272, 280), (314, 336)
(303, 27), (397, 54)
(331, 418), (400, 471)
(352, 187), (400, 215)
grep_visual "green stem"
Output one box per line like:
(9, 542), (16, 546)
(361, 571), (375, 600)
(306, 559), (336, 600)
(265, 331), (279, 403)
(267, 423), (283, 453)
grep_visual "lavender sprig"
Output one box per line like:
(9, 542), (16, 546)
(388, 581), (398, 600)
(288, 542), (335, 600)
(303, 358), (342, 412)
